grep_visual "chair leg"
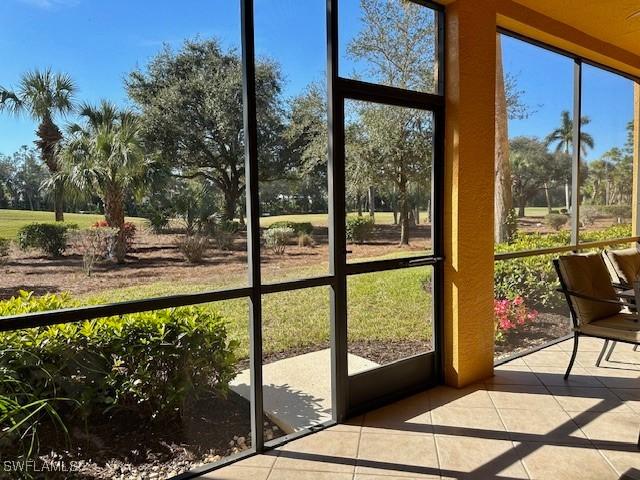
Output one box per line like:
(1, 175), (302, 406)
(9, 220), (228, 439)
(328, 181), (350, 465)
(604, 340), (617, 362)
(565, 334), (580, 379)
(596, 339), (609, 368)
(634, 344), (638, 352)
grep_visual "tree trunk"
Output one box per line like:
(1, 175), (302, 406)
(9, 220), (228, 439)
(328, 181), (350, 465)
(544, 182), (552, 213)
(495, 35), (514, 243)
(518, 203), (525, 217)
(398, 181), (410, 246)
(35, 116), (64, 221)
(415, 207), (420, 224)
(357, 194), (363, 216)
(223, 192), (238, 221)
(104, 185), (126, 264)
(368, 185), (375, 220)
(564, 182), (570, 211)
(54, 181), (65, 222)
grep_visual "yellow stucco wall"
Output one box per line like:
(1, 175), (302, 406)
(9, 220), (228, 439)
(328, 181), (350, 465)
(443, 0), (497, 387)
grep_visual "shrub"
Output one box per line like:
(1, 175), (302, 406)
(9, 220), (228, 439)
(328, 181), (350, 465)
(0, 291), (238, 421)
(92, 221), (137, 261)
(74, 227), (117, 276)
(601, 205), (632, 220)
(145, 209), (171, 233)
(17, 223), (77, 257)
(545, 213), (568, 231)
(346, 216), (374, 244)
(264, 226), (294, 255)
(269, 221), (313, 235)
(177, 234), (209, 263)
(0, 238), (10, 264)
(213, 219), (240, 251)
(580, 205), (602, 226)
(298, 233), (315, 247)
(494, 296), (539, 342)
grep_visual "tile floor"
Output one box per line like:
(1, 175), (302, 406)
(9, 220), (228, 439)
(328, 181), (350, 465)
(204, 337), (639, 480)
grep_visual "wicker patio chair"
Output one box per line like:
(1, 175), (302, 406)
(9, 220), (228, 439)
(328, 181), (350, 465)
(554, 253), (640, 379)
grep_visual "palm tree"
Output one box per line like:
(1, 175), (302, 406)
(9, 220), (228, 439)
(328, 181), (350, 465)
(58, 101), (146, 263)
(0, 69), (76, 221)
(545, 110), (595, 210)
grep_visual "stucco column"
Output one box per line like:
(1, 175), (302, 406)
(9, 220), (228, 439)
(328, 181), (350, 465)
(443, 0), (497, 387)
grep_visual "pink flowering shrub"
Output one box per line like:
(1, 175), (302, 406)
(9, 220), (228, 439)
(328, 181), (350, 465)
(494, 296), (539, 342)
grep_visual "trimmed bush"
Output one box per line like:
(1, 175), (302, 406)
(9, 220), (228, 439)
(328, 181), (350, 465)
(601, 205), (632, 220)
(264, 226), (294, 255)
(17, 222), (77, 257)
(177, 234), (210, 263)
(0, 291), (238, 421)
(346, 216), (374, 244)
(268, 221), (313, 236)
(545, 213), (568, 231)
(580, 205), (602, 226)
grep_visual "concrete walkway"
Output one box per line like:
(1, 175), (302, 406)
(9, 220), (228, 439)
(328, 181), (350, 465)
(230, 349), (379, 433)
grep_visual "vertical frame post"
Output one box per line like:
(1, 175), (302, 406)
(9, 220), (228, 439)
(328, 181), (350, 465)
(241, 0), (264, 453)
(571, 59), (582, 246)
(327, 0), (348, 422)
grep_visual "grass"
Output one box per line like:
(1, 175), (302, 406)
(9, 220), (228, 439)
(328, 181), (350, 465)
(259, 211), (431, 228)
(81, 265), (433, 359)
(0, 209), (145, 240)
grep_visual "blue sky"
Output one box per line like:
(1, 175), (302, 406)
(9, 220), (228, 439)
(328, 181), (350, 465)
(0, 0), (634, 161)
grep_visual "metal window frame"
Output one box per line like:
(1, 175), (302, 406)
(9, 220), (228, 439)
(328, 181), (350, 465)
(493, 29), (640, 367)
(495, 29), (640, 260)
(0, 0), (445, 477)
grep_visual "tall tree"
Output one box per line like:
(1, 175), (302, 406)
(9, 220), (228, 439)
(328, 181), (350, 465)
(545, 110), (594, 210)
(0, 69), (76, 221)
(347, 0), (436, 245)
(57, 101), (146, 263)
(126, 39), (289, 222)
(495, 34), (514, 243)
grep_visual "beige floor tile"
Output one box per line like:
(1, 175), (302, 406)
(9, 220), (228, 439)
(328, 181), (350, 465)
(558, 337), (606, 352)
(516, 443), (618, 479)
(485, 368), (542, 386)
(273, 430), (359, 473)
(355, 475), (440, 480)
(495, 363), (533, 371)
(611, 388), (640, 413)
(487, 385), (563, 411)
(498, 408), (589, 445)
(597, 447), (640, 479)
(569, 410), (640, 445)
(203, 466), (271, 480)
(362, 394), (432, 436)
(585, 367), (640, 389)
(499, 357), (528, 366)
(435, 435), (528, 479)
(523, 351), (571, 367)
(233, 452), (279, 468)
(330, 415), (363, 433)
(575, 350), (604, 368)
(268, 470), (352, 480)
(549, 386), (632, 413)
(356, 432), (440, 479)
(428, 384), (494, 409)
(431, 406), (508, 440)
(533, 366), (604, 387)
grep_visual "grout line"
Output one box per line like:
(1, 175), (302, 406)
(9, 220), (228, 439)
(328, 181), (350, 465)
(485, 383), (532, 480)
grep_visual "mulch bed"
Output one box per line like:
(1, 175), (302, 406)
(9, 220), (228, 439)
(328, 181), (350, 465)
(6, 392), (281, 480)
(495, 311), (572, 360)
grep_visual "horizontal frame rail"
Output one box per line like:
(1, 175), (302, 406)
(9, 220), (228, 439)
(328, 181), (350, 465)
(494, 237), (640, 261)
(346, 255), (443, 275)
(0, 286), (253, 332)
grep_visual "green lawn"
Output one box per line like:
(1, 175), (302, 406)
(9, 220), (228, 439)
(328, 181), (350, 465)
(0, 209), (145, 240)
(83, 265), (433, 359)
(259, 211), (431, 228)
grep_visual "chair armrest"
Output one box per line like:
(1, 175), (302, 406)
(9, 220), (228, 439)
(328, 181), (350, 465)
(557, 288), (636, 309)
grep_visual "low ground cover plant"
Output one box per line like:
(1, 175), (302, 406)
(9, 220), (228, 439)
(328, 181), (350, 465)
(17, 222), (77, 257)
(177, 234), (210, 263)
